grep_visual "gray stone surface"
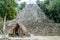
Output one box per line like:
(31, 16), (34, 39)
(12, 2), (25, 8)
(16, 4), (48, 25)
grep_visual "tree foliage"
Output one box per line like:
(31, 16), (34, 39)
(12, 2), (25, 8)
(37, 0), (60, 23)
(0, 0), (17, 20)
(17, 2), (26, 11)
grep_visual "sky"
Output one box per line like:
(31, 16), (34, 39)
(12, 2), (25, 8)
(16, 0), (44, 4)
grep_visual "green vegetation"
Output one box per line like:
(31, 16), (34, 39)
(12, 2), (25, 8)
(0, 17), (3, 22)
(37, 0), (60, 23)
(0, 0), (17, 20)
(17, 2), (26, 11)
(0, 0), (26, 22)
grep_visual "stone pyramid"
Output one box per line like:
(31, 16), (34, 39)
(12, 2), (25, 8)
(6, 4), (59, 36)
(16, 4), (48, 25)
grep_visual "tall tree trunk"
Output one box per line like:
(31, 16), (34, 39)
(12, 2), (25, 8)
(3, 16), (6, 34)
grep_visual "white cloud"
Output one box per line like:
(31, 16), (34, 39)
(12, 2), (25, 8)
(40, 0), (44, 1)
(16, 0), (44, 4)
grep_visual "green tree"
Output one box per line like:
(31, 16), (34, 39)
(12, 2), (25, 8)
(0, 0), (17, 20)
(37, 0), (60, 23)
(46, 0), (60, 22)
(36, 0), (47, 13)
(17, 2), (26, 11)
